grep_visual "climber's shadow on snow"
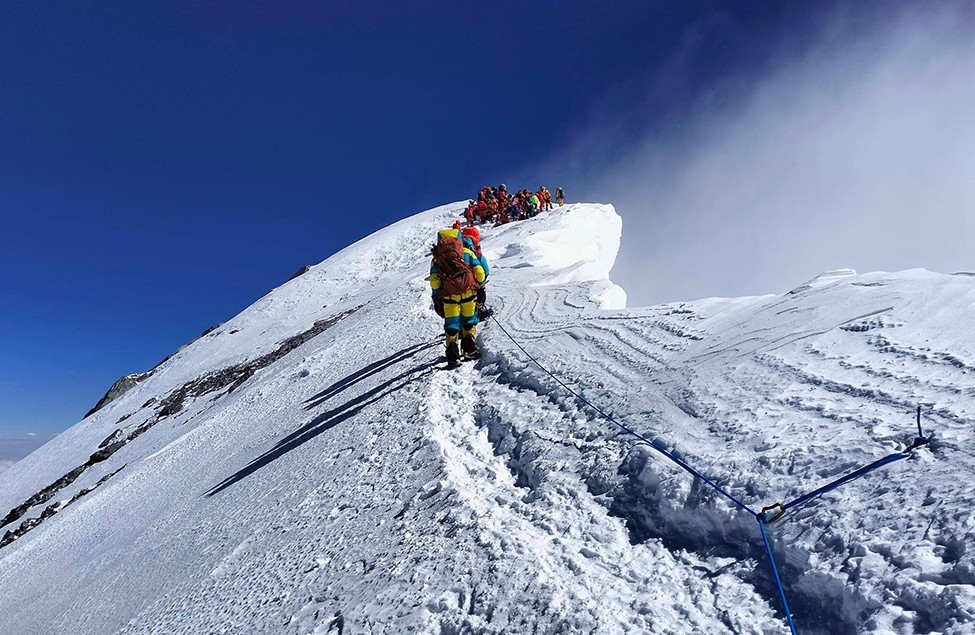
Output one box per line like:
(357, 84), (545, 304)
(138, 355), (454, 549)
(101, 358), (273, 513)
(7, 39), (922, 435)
(205, 342), (439, 497)
(303, 340), (438, 410)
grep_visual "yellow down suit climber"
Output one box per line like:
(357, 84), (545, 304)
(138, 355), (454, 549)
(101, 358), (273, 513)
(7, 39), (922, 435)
(430, 228), (488, 364)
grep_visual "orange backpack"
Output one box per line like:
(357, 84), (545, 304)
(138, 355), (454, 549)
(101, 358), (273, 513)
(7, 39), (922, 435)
(431, 237), (476, 298)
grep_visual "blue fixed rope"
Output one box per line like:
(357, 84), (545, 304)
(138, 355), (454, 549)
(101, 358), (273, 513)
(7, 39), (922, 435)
(760, 519), (798, 635)
(779, 453), (912, 516)
(755, 448), (929, 633)
(492, 318), (758, 516)
(760, 410), (929, 524)
(489, 315), (931, 635)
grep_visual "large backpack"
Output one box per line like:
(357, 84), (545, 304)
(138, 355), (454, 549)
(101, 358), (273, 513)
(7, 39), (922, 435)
(431, 237), (476, 298)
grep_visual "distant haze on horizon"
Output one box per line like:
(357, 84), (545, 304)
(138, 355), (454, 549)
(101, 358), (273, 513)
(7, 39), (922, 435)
(0, 434), (56, 475)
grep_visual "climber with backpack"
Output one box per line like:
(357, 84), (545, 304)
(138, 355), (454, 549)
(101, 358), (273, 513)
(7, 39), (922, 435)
(430, 228), (489, 365)
(497, 199), (510, 225)
(461, 226), (492, 320)
(555, 186), (564, 206)
(510, 197), (522, 221)
(539, 187), (552, 211)
(475, 199), (489, 225)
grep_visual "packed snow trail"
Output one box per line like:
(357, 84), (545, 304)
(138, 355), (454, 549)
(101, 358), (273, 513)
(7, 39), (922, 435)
(0, 203), (972, 634)
(489, 312), (934, 635)
(425, 355), (779, 633)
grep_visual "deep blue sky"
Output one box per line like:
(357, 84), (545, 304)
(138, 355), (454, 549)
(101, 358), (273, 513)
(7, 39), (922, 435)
(1, 1), (853, 435)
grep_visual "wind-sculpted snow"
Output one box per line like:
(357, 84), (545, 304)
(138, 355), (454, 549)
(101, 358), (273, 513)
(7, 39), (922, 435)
(0, 202), (972, 634)
(485, 265), (975, 634)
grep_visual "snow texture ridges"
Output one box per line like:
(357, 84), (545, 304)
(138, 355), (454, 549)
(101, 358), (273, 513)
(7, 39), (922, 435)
(0, 202), (972, 635)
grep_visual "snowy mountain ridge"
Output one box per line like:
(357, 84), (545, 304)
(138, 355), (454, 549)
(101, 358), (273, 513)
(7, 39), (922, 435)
(0, 202), (973, 635)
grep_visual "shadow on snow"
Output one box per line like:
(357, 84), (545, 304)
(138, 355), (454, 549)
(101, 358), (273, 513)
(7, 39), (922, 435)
(304, 340), (438, 409)
(205, 341), (440, 497)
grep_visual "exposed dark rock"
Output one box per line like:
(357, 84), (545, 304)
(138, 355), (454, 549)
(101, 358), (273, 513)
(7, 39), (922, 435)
(98, 429), (124, 449)
(198, 324), (221, 338)
(1, 465), (126, 549)
(83, 372), (154, 419)
(146, 323), (223, 373)
(289, 265), (313, 281)
(0, 433), (134, 533)
(0, 464), (86, 531)
(0, 305), (363, 549)
(153, 305), (364, 422)
(87, 324), (227, 421)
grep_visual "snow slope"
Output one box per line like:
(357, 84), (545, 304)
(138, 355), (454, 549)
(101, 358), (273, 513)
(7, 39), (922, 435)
(0, 202), (973, 635)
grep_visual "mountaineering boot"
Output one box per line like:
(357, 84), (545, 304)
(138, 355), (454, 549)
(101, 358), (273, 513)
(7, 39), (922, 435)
(461, 330), (479, 360)
(445, 334), (461, 366)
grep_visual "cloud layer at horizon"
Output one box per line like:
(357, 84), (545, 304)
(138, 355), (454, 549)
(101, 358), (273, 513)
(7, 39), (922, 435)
(0, 434), (56, 464)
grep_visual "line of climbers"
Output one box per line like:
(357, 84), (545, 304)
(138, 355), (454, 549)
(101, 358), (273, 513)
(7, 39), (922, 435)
(463, 183), (565, 226)
(429, 225), (490, 366)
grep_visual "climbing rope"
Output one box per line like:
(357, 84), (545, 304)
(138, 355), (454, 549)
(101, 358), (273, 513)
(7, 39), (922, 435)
(490, 316), (932, 635)
(759, 517), (798, 634)
(759, 409), (929, 524)
(492, 318), (757, 516)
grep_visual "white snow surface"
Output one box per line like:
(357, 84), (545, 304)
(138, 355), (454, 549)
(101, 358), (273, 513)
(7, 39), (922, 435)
(0, 202), (973, 635)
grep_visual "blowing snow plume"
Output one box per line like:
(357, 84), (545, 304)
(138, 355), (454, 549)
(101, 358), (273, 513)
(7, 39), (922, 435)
(545, 3), (975, 306)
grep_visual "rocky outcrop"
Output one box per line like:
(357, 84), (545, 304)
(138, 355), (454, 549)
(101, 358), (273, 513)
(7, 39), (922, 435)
(289, 265), (313, 281)
(83, 372), (153, 419)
